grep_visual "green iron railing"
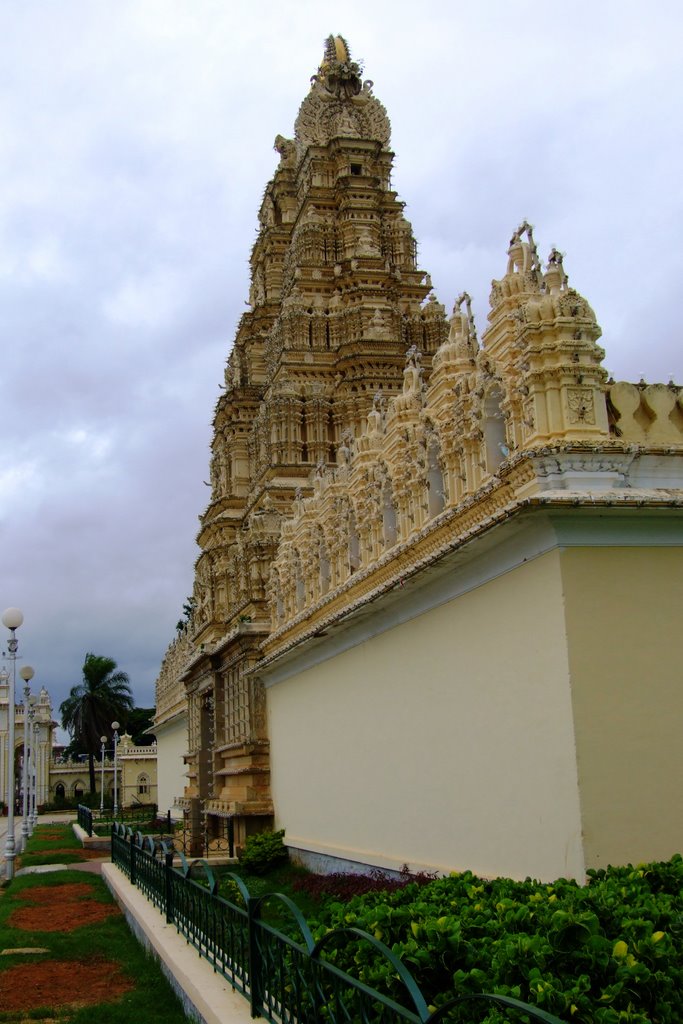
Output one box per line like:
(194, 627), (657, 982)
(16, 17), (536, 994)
(77, 803), (93, 836)
(149, 810), (235, 859)
(77, 802), (156, 838)
(110, 824), (568, 1024)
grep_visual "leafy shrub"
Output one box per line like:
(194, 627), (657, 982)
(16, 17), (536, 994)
(220, 874), (271, 906)
(240, 829), (288, 876)
(310, 855), (683, 1023)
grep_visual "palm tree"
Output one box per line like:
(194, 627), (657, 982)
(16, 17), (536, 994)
(60, 653), (134, 796)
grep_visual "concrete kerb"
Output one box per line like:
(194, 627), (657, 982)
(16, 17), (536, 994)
(72, 822), (111, 850)
(102, 863), (252, 1024)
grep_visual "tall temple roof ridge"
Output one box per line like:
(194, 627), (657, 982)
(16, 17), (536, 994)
(292, 33), (391, 156)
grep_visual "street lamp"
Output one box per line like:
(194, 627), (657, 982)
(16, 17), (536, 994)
(99, 736), (107, 813)
(28, 700), (38, 833)
(19, 665), (34, 851)
(0, 669), (7, 803)
(111, 721), (120, 818)
(2, 607), (25, 880)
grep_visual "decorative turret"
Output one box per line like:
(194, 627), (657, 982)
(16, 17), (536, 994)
(484, 222), (543, 367)
(481, 224), (609, 449)
(425, 294), (481, 502)
(514, 246), (609, 445)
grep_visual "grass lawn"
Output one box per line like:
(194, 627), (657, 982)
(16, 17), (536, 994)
(16, 822), (87, 868)
(0, 823), (188, 1023)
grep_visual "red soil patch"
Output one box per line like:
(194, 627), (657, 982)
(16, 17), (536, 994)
(0, 958), (133, 1010)
(19, 882), (97, 903)
(22, 846), (106, 860)
(10, 882), (121, 932)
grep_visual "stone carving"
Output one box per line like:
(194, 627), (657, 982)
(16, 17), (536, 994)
(295, 36), (391, 153)
(367, 307), (392, 339)
(356, 224), (379, 256)
(608, 381), (683, 443)
(567, 388), (597, 425)
(273, 134), (297, 167)
(506, 221), (543, 278)
(448, 292), (478, 363)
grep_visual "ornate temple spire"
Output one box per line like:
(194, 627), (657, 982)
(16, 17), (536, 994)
(193, 33), (439, 647)
(294, 35), (391, 153)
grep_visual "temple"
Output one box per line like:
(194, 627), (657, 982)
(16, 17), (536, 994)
(154, 37), (683, 879)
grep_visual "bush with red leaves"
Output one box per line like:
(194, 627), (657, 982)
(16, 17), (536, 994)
(291, 864), (436, 902)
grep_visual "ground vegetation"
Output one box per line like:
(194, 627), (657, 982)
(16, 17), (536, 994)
(216, 835), (683, 1023)
(0, 823), (188, 1022)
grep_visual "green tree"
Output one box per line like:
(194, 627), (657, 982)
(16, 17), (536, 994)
(124, 706), (156, 746)
(60, 653), (134, 795)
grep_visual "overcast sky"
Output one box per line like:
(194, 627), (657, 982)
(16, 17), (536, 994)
(2, 0), (681, 732)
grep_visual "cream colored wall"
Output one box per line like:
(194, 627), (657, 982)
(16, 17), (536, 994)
(155, 715), (187, 819)
(561, 546), (683, 869)
(266, 549), (584, 881)
(120, 752), (158, 808)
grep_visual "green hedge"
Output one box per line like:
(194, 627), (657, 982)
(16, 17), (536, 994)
(310, 855), (683, 1023)
(240, 829), (289, 875)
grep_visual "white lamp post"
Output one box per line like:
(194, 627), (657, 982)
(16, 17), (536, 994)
(2, 607), (25, 880)
(19, 665), (34, 851)
(28, 701), (38, 833)
(99, 735), (107, 813)
(0, 669), (8, 804)
(112, 721), (120, 818)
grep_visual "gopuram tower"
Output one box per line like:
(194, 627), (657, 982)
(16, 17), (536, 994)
(155, 36), (683, 877)
(161, 37), (448, 848)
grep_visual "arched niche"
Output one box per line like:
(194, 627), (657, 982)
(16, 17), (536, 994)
(348, 510), (360, 572)
(294, 551), (306, 611)
(382, 475), (398, 548)
(425, 433), (445, 517)
(318, 530), (331, 595)
(483, 384), (508, 473)
(272, 570), (285, 623)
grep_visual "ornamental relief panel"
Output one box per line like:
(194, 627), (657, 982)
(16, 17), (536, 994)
(295, 89), (391, 153)
(567, 388), (597, 425)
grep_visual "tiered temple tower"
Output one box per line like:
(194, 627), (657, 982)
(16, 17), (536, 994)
(170, 37), (447, 848)
(155, 36), (683, 875)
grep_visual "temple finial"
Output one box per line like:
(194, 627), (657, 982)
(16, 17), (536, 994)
(325, 35), (350, 64)
(313, 34), (363, 99)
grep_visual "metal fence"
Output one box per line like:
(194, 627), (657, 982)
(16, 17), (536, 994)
(110, 824), (566, 1024)
(188, 812), (234, 858)
(77, 803), (93, 835)
(151, 810), (235, 859)
(77, 802), (157, 838)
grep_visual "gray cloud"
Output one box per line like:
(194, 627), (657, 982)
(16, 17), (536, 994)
(1, 0), (681, 729)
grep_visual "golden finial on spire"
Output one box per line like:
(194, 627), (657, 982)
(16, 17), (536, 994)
(314, 35), (362, 99)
